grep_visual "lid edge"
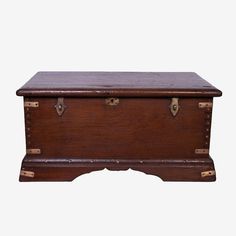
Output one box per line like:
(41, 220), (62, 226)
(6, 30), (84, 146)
(16, 88), (222, 97)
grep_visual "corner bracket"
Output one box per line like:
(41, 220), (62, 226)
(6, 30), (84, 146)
(201, 170), (215, 178)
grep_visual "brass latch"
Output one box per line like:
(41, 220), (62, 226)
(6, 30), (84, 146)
(201, 170), (216, 178)
(24, 101), (39, 107)
(26, 149), (41, 155)
(169, 98), (180, 117)
(20, 170), (35, 178)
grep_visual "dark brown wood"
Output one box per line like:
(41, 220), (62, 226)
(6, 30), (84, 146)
(16, 72), (222, 97)
(20, 158), (216, 182)
(17, 72), (222, 182)
(23, 97), (212, 159)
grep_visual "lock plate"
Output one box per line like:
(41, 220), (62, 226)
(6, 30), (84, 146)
(105, 98), (119, 106)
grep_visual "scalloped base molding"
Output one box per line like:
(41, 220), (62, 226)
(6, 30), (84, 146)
(19, 157), (216, 182)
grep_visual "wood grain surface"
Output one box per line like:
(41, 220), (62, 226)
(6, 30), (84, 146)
(24, 97), (212, 159)
(16, 72), (222, 97)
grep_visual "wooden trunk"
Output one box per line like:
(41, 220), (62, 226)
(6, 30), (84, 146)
(16, 72), (222, 181)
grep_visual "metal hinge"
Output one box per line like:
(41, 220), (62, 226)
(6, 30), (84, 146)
(24, 101), (39, 108)
(26, 148), (41, 155)
(198, 102), (213, 108)
(195, 149), (209, 154)
(201, 170), (216, 178)
(20, 170), (35, 178)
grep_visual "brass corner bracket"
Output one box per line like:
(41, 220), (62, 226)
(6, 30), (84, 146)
(199, 102), (213, 108)
(20, 170), (35, 178)
(24, 101), (39, 108)
(201, 170), (216, 178)
(26, 149), (41, 155)
(195, 149), (209, 154)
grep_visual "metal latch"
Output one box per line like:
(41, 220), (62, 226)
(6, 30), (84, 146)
(55, 97), (67, 116)
(169, 98), (180, 117)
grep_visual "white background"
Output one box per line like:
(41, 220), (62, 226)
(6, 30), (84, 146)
(0, 0), (235, 235)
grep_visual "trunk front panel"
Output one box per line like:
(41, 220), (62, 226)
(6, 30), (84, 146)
(24, 97), (212, 159)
